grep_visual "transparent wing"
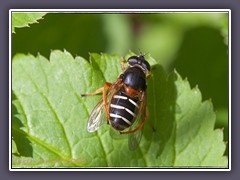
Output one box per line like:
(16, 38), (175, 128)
(87, 98), (106, 132)
(128, 91), (147, 151)
(128, 129), (143, 151)
(87, 79), (123, 132)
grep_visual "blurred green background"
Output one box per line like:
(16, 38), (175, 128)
(12, 12), (229, 153)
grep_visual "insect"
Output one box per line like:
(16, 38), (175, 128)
(81, 54), (152, 150)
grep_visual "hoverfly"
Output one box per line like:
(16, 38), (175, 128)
(81, 54), (152, 150)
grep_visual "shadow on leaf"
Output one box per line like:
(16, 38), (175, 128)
(12, 91), (33, 157)
(144, 64), (177, 159)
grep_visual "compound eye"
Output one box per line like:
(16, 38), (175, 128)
(127, 56), (138, 66)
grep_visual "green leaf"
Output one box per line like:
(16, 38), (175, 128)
(12, 139), (19, 155)
(12, 12), (47, 33)
(12, 50), (227, 167)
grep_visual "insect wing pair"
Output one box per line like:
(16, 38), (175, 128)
(87, 78), (147, 151)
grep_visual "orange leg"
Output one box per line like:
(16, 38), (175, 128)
(146, 107), (156, 132)
(120, 106), (155, 134)
(121, 107), (147, 134)
(121, 57), (126, 71)
(103, 82), (112, 122)
(81, 82), (112, 123)
(81, 87), (104, 97)
(81, 82), (112, 97)
(120, 92), (146, 134)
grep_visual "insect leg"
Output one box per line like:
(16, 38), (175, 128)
(120, 118), (146, 134)
(81, 87), (104, 97)
(146, 106), (156, 132)
(146, 72), (152, 79)
(121, 57), (126, 71)
(81, 82), (112, 97)
(103, 82), (112, 123)
(120, 107), (155, 134)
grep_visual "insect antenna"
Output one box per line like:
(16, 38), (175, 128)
(137, 48), (149, 57)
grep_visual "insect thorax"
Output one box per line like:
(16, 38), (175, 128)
(121, 66), (146, 91)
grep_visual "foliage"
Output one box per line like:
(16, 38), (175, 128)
(12, 12), (46, 33)
(12, 51), (227, 167)
(11, 11), (229, 168)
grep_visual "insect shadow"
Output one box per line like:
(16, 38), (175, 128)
(142, 64), (177, 157)
(12, 91), (33, 158)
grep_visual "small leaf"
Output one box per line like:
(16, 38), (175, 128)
(12, 12), (46, 33)
(12, 50), (227, 167)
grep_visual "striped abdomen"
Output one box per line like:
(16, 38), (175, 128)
(109, 90), (139, 131)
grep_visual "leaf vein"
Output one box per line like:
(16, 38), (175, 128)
(12, 126), (81, 166)
(19, 63), (72, 157)
(58, 56), (109, 165)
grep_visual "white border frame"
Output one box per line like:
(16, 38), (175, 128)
(9, 9), (231, 171)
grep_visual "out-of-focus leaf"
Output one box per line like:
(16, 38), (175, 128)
(102, 14), (133, 55)
(12, 12), (46, 33)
